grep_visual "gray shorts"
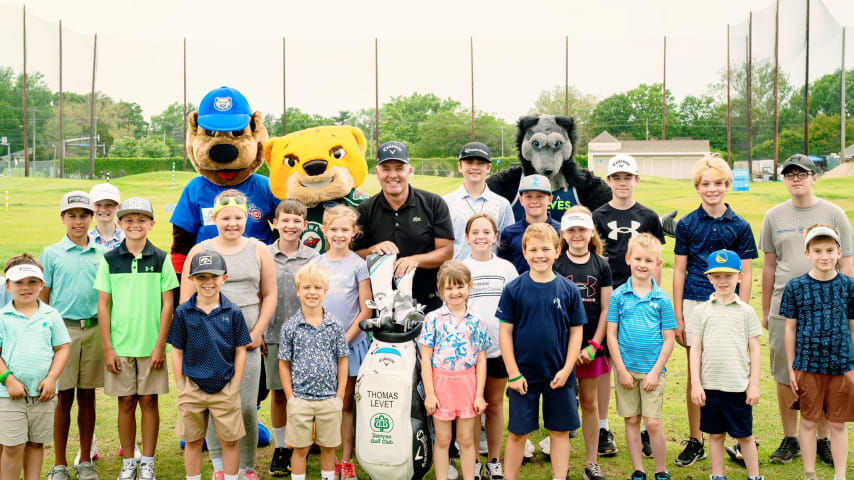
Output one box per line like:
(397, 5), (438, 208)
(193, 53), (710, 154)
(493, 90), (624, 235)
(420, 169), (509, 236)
(0, 397), (57, 446)
(265, 343), (283, 391)
(768, 313), (789, 385)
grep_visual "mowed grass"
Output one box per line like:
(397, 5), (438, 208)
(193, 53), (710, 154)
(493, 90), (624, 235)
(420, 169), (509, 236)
(0, 171), (852, 479)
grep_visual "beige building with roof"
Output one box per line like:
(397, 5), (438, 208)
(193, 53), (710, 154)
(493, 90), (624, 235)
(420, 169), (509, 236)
(588, 131), (711, 179)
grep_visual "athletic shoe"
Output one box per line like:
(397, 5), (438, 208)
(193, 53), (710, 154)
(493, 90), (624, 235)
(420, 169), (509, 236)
(674, 437), (706, 466)
(598, 428), (618, 456)
(48, 465), (71, 480)
(725, 442), (743, 464)
(539, 436), (551, 459)
(116, 464), (137, 480)
(640, 431), (652, 458)
(211, 472), (225, 480)
(653, 472), (671, 480)
(709, 476), (727, 480)
(447, 457), (459, 480)
(117, 444), (142, 464)
(239, 471), (259, 480)
(74, 434), (100, 467)
(523, 439), (535, 460)
(630, 470), (646, 480)
(479, 428), (488, 454)
(768, 437), (800, 464)
(816, 437), (833, 466)
(583, 462), (606, 480)
(269, 447), (292, 476)
(336, 461), (358, 480)
(484, 459), (504, 480)
(139, 462), (155, 480)
(569, 428), (578, 439)
(77, 461), (100, 480)
(474, 460), (483, 480)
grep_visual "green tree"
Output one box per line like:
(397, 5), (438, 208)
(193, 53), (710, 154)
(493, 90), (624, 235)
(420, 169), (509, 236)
(412, 109), (516, 159)
(590, 84), (677, 141)
(331, 110), (353, 125)
(150, 102), (196, 146)
(673, 95), (727, 151)
(379, 93), (460, 145)
(138, 136), (170, 158)
(109, 137), (140, 157)
(263, 108), (333, 137)
(530, 85), (597, 154)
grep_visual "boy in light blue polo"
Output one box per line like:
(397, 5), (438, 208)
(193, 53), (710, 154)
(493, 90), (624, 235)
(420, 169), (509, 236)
(40, 191), (109, 480)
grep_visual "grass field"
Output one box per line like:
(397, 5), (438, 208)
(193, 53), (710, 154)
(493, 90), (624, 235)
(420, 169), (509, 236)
(0, 171), (852, 479)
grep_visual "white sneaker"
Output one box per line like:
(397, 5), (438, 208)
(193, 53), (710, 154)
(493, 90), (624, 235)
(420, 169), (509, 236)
(117, 444), (142, 464)
(447, 457), (459, 480)
(139, 462), (155, 480)
(479, 429), (488, 454)
(474, 461), (483, 480)
(523, 439), (535, 459)
(539, 436), (551, 456)
(116, 463), (136, 480)
(484, 460), (504, 480)
(74, 434), (100, 467)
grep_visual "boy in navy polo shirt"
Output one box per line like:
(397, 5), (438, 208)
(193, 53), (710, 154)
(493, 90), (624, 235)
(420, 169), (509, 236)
(168, 251), (251, 480)
(672, 155), (757, 467)
(497, 223), (586, 480)
(497, 175), (561, 274)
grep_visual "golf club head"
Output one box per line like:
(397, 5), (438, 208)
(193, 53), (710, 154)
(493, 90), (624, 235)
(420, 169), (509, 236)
(359, 315), (393, 333)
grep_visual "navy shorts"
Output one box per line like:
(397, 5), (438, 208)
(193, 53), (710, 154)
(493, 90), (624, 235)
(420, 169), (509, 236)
(699, 389), (753, 439)
(507, 380), (579, 435)
(487, 357), (508, 379)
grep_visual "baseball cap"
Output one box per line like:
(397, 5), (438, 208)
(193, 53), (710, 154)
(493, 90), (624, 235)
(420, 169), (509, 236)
(704, 249), (742, 274)
(780, 154), (816, 174)
(5, 263), (44, 282)
(60, 190), (94, 214)
(607, 154), (639, 176)
(377, 141), (410, 164)
(196, 86), (252, 132)
(518, 174), (552, 194)
(117, 197), (154, 219)
(561, 212), (595, 231)
(189, 250), (227, 277)
(804, 225), (841, 249)
(89, 183), (121, 204)
(458, 142), (491, 162)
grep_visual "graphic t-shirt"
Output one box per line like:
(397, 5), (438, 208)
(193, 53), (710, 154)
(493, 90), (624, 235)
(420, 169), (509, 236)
(554, 253), (613, 357)
(593, 202), (665, 287)
(462, 255), (519, 358)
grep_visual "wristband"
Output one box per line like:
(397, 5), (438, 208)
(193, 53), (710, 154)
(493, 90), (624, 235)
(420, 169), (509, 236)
(588, 340), (603, 351)
(585, 345), (596, 359)
(508, 374), (524, 382)
(0, 370), (10, 386)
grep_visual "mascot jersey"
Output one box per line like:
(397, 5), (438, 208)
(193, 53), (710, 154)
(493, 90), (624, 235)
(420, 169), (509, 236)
(171, 174), (279, 244)
(301, 189), (369, 253)
(511, 179), (581, 222)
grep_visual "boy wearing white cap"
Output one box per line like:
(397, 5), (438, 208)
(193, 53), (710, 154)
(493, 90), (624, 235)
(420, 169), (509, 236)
(89, 183), (124, 249)
(1, 254), (71, 480)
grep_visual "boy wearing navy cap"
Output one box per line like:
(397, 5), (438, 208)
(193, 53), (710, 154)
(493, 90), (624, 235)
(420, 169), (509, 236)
(168, 250), (252, 480)
(687, 249), (763, 480)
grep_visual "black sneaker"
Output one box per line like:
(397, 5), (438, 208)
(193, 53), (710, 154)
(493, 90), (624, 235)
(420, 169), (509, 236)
(630, 470), (646, 480)
(268, 447), (292, 477)
(598, 428), (618, 457)
(674, 437), (706, 466)
(583, 462), (606, 480)
(640, 431), (652, 458)
(653, 472), (671, 480)
(816, 437), (833, 467)
(769, 436), (800, 464)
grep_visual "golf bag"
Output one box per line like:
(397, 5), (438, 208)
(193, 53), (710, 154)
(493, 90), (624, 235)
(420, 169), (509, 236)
(355, 254), (432, 480)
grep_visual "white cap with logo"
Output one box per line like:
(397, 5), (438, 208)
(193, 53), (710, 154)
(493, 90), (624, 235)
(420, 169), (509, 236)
(60, 191), (94, 214)
(607, 154), (639, 176)
(90, 183), (121, 204)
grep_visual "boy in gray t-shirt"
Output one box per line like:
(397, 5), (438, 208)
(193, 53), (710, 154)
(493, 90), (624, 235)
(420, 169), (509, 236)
(758, 154), (854, 465)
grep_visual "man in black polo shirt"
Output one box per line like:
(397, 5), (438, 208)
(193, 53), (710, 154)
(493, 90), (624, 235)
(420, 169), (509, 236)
(354, 141), (454, 313)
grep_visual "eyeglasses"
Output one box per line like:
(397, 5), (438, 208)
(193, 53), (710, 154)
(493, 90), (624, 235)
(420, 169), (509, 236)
(216, 196), (247, 207)
(783, 171), (812, 180)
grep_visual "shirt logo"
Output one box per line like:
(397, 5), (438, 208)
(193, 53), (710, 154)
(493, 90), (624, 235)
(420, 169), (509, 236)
(553, 298), (562, 310)
(145, 266), (154, 272)
(213, 96), (232, 111)
(607, 220), (640, 240)
(413, 216), (422, 223)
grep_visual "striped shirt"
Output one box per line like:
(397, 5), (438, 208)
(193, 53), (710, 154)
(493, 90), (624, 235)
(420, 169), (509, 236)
(443, 184), (514, 260)
(39, 235), (109, 320)
(607, 278), (677, 374)
(686, 294), (762, 392)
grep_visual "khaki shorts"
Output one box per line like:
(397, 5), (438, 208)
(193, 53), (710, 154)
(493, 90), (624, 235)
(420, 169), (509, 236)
(58, 325), (104, 391)
(682, 299), (702, 347)
(0, 397), (57, 446)
(175, 377), (245, 442)
(767, 313), (789, 385)
(793, 370), (854, 423)
(265, 343), (283, 391)
(104, 357), (169, 397)
(286, 396), (342, 448)
(614, 370), (666, 419)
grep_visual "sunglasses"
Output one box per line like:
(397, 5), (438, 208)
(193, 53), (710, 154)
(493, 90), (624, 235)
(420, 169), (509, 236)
(217, 196), (247, 207)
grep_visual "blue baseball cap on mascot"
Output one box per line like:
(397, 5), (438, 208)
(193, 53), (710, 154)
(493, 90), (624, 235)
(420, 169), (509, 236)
(197, 86), (252, 132)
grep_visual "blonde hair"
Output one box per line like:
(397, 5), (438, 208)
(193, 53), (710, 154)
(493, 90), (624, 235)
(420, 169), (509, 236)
(322, 205), (360, 235)
(626, 233), (663, 261)
(274, 199), (307, 219)
(437, 261), (472, 298)
(692, 153), (732, 188)
(559, 206), (602, 256)
(522, 223), (560, 251)
(295, 263), (329, 290)
(804, 223), (841, 249)
(4, 253), (43, 274)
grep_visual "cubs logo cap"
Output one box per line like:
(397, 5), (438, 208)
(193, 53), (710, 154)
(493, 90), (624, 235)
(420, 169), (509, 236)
(561, 212), (594, 231)
(377, 141), (410, 164)
(458, 142), (491, 162)
(607, 154), (639, 176)
(61, 190), (94, 214)
(89, 183), (121, 204)
(117, 197), (154, 220)
(803, 225), (840, 249)
(189, 250), (227, 277)
(780, 154), (816, 174)
(704, 249), (742, 274)
(5, 263), (44, 282)
(197, 86), (252, 132)
(518, 174), (552, 194)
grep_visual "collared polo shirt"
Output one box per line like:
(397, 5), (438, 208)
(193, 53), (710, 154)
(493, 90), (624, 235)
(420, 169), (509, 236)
(89, 225), (125, 249)
(39, 235), (108, 320)
(0, 277), (10, 307)
(267, 242), (317, 343)
(278, 309), (348, 400)
(167, 293), (252, 394)
(674, 204), (757, 301)
(496, 217), (561, 274)
(607, 278), (677, 374)
(93, 239), (179, 357)
(443, 184), (514, 260)
(354, 187), (454, 307)
(0, 300), (71, 397)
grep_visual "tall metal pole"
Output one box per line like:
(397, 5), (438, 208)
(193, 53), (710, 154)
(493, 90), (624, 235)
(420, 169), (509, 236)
(22, 5), (28, 177)
(842, 27), (846, 162)
(470, 37), (475, 141)
(662, 36), (667, 140)
(59, 20), (64, 177)
(564, 36), (569, 117)
(374, 38), (379, 149)
(727, 25), (732, 166)
(773, 0), (780, 179)
(282, 37), (287, 135)
(804, 0), (810, 154)
(182, 37), (187, 171)
(747, 12), (753, 178)
(89, 34), (97, 180)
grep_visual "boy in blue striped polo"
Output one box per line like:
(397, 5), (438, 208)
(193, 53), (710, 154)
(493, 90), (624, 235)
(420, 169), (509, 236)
(606, 233), (676, 480)
(687, 250), (763, 480)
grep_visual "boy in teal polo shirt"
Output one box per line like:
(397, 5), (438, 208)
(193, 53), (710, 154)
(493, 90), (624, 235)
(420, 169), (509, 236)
(94, 197), (179, 480)
(1, 254), (71, 480)
(40, 190), (108, 480)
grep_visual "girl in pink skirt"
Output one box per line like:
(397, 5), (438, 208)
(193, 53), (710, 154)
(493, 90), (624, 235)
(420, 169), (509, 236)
(419, 261), (489, 480)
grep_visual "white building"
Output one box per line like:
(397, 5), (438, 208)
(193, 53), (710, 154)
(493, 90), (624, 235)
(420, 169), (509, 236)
(588, 131), (711, 179)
